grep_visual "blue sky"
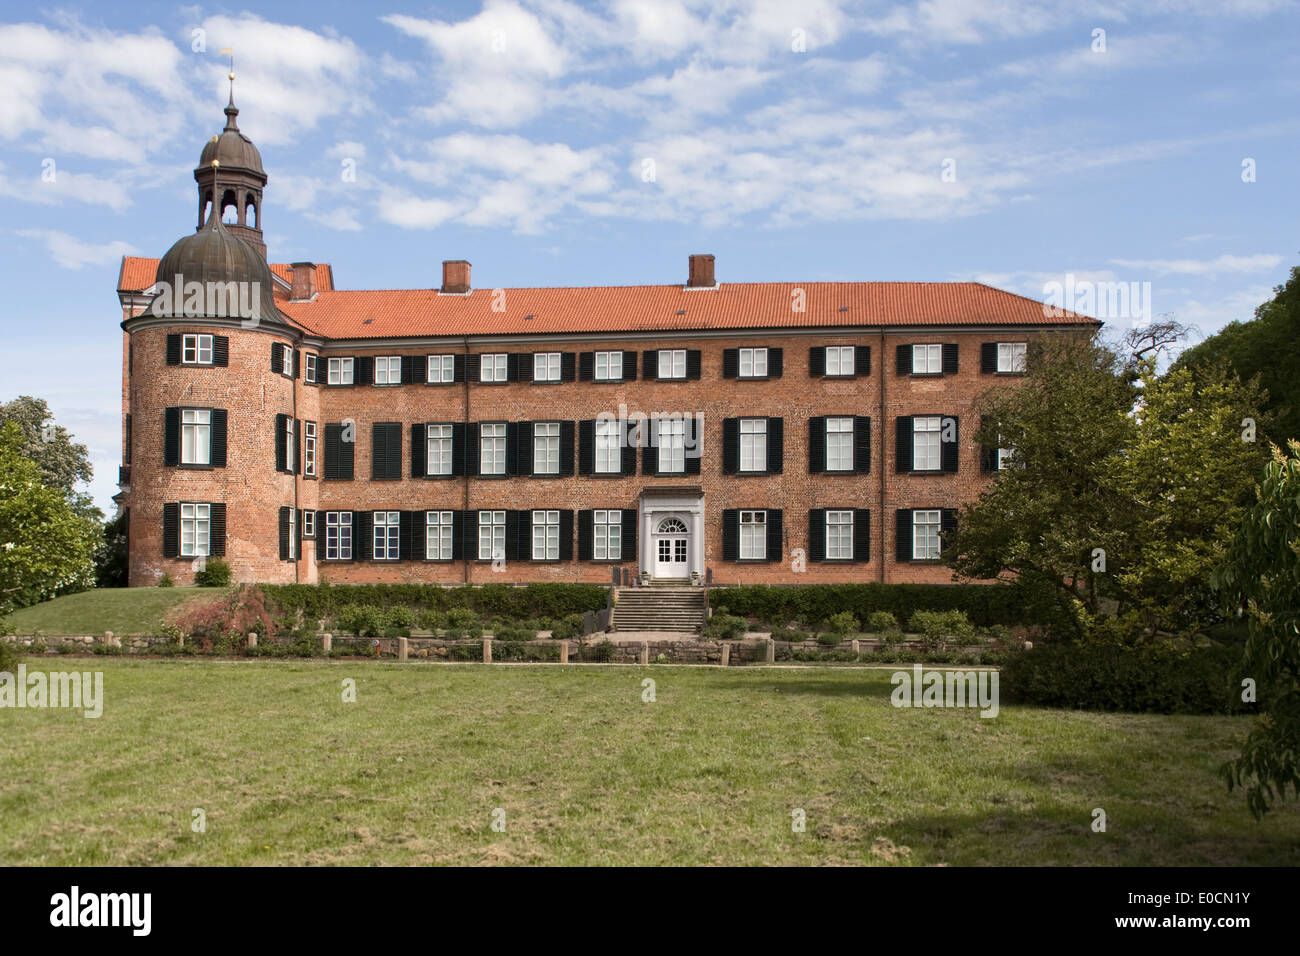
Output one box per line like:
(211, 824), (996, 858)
(1, 0), (1297, 515)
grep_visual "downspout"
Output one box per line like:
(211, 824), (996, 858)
(462, 335), (471, 585)
(292, 335), (300, 584)
(878, 327), (887, 583)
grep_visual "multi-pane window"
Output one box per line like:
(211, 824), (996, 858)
(997, 445), (1016, 470)
(998, 342), (1027, 373)
(739, 347), (768, 378)
(912, 344), (942, 374)
(480, 423), (507, 475)
(182, 334), (213, 365)
(825, 346), (854, 376)
(739, 419), (767, 472)
(532, 510), (560, 560)
(427, 354), (454, 383)
(427, 424), (453, 476)
(285, 417), (294, 472)
(913, 416), (942, 471)
(304, 353), (317, 383)
(287, 508), (297, 560)
(534, 422), (560, 474)
(480, 353), (508, 382)
(325, 511), (352, 560)
(534, 353), (561, 382)
(826, 510), (853, 559)
(595, 418), (621, 473)
(739, 510), (767, 560)
(594, 510), (622, 560)
(281, 345), (294, 377)
(426, 511), (454, 560)
(373, 511), (400, 560)
(303, 510), (315, 538)
(657, 418), (686, 473)
(181, 409), (211, 465)
(180, 502), (210, 557)
(594, 351), (622, 381)
(913, 510), (942, 560)
(304, 421), (317, 476)
(328, 357), (353, 385)
(658, 349), (686, 379)
(479, 511), (506, 561)
(374, 356), (401, 385)
(826, 417), (853, 471)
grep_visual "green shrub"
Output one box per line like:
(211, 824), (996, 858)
(815, 632), (843, 646)
(194, 558), (232, 588)
(704, 613), (748, 640)
(824, 611), (859, 636)
(416, 609), (446, 632)
(548, 613), (584, 640)
(259, 582), (608, 621)
(867, 610), (899, 633)
(493, 623), (536, 641)
(0, 640), (22, 673)
(770, 626), (807, 643)
(446, 607), (480, 630)
(908, 610), (976, 645)
(158, 573), (174, 588)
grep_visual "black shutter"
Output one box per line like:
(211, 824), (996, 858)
(722, 348), (739, 378)
(685, 418), (702, 476)
(808, 509), (826, 561)
(721, 509), (739, 561)
(504, 511), (522, 561)
(293, 349), (301, 379)
(401, 357), (419, 385)
(896, 344), (911, 374)
(896, 510), (913, 562)
(164, 407), (179, 466)
(722, 418), (739, 474)
(578, 510), (594, 560)
(768, 347), (783, 378)
(455, 354), (468, 382)
(853, 509), (871, 563)
(469, 423), (482, 476)
(355, 511), (373, 561)
(400, 511), (417, 561)
(507, 353), (521, 382)
(980, 415), (996, 472)
(809, 346), (825, 377)
(686, 350), (702, 379)
(166, 334), (181, 366)
(942, 343), (959, 375)
(981, 342), (997, 374)
(940, 509), (958, 554)
(643, 349), (658, 380)
(278, 506), (290, 561)
(560, 352), (576, 382)
(941, 416), (959, 473)
(210, 409), (227, 468)
(270, 343), (283, 374)
(579, 420), (595, 475)
(275, 414), (288, 472)
(210, 503), (226, 556)
(510, 422), (528, 476)
(642, 418), (659, 474)
(765, 510), (782, 563)
(467, 354), (482, 382)
(517, 353), (533, 384)
(355, 355), (373, 385)
(323, 424), (339, 479)
(213, 336), (229, 366)
(451, 511), (466, 561)
(297, 509), (305, 553)
(412, 424), (426, 477)
(162, 502), (179, 557)
(559, 510), (574, 561)
(855, 345), (871, 377)
(767, 418), (783, 474)
(808, 416), (825, 473)
(622, 350), (638, 380)
(294, 419), (302, 475)
(621, 509), (636, 559)
(578, 352), (594, 381)
(896, 417), (913, 473)
(451, 423), (467, 476)
(559, 421), (575, 476)
(621, 429), (637, 475)
(853, 416), (871, 473)
(372, 423), (401, 479)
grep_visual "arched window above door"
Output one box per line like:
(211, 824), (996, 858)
(657, 517), (688, 534)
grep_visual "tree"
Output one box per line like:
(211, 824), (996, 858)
(1211, 441), (1300, 818)
(0, 421), (99, 615)
(0, 395), (102, 521)
(95, 510), (129, 588)
(1173, 263), (1300, 448)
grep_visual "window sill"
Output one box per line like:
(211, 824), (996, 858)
(178, 463), (216, 471)
(421, 473), (458, 480)
(908, 372), (945, 378)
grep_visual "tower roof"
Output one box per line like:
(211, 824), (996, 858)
(149, 216), (286, 325)
(197, 94), (265, 177)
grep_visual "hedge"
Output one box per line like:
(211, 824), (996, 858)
(1001, 641), (1248, 715)
(261, 583), (608, 622)
(710, 583), (1046, 628)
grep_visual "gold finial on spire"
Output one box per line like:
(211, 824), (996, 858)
(220, 47), (235, 102)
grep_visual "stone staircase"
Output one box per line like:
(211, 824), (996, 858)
(610, 586), (706, 633)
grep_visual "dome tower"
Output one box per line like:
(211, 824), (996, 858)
(194, 86), (268, 259)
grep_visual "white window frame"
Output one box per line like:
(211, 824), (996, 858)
(303, 510), (315, 538)
(480, 353), (509, 383)
(658, 349), (686, 380)
(595, 418), (621, 474)
(913, 416), (942, 472)
(534, 352), (561, 382)
(997, 445), (1016, 470)
(825, 346), (854, 377)
(327, 357), (354, 385)
(739, 347), (768, 378)
(826, 417), (853, 472)
(479, 511), (506, 561)
(532, 510), (560, 561)
(739, 510), (767, 560)
(534, 422), (560, 475)
(374, 355), (401, 385)
(593, 509), (622, 561)
(657, 418), (686, 473)
(594, 351), (622, 382)
(826, 510), (853, 560)
(285, 417), (294, 473)
(180, 502), (210, 557)
(181, 408), (211, 466)
(182, 334), (213, 365)
(480, 423), (507, 475)
(425, 511), (454, 561)
(427, 423), (453, 476)
(304, 353), (317, 383)
(281, 344), (294, 378)
(739, 418), (767, 472)
(288, 508), (297, 560)
(913, 510), (942, 560)
(912, 344), (942, 374)
(427, 354), (455, 384)
(998, 342), (1027, 373)
(325, 511), (352, 560)
(304, 421), (317, 477)
(373, 511), (400, 561)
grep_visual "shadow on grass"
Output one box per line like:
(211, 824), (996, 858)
(692, 670), (899, 699)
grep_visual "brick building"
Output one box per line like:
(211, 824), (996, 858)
(116, 97), (1097, 588)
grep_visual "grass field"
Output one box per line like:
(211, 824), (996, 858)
(1, 659), (1296, 866)
(3, 588), (219, 636)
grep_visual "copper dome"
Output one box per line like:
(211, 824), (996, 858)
(150, 216), (284, 324)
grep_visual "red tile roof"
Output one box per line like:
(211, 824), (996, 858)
(119, 256), (1096, 339)
(118, 256), (334, 297)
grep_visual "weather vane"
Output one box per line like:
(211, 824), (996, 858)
(221, 47), (234, 100)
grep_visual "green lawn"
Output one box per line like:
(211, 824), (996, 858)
(1, 660), (1295, 866)
(3, 588), (220, 636)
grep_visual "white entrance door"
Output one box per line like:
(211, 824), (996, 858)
(653, 517), (690, 579)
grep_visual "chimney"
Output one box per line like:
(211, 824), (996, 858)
(687, 253), (716, 288)
(441, 259), (471, 294)
(290, 262), (316, 301)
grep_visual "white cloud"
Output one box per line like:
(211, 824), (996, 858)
(376, 190), (462, 229)
(17, 229), (137, 269)
(1109, 253), (1285, 276)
